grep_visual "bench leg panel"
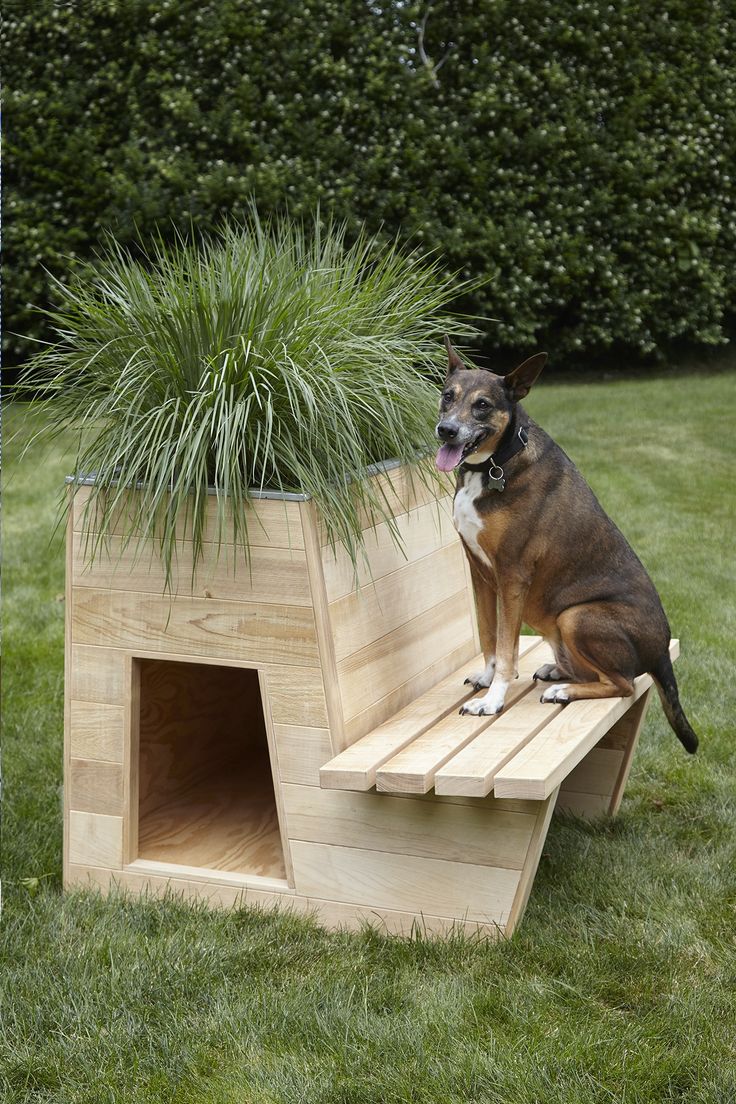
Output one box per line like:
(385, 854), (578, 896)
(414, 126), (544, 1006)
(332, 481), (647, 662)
(505, 786), (559, 936)
(556, 688), (652, 818)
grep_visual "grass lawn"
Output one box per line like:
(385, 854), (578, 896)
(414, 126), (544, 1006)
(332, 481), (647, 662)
(3, 372), (736, 1104)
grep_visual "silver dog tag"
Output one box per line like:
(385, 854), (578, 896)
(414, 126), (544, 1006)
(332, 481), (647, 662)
(487, 462), (505, 492)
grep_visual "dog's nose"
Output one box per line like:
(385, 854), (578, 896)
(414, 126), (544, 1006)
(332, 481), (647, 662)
(437, 421), (459, 442)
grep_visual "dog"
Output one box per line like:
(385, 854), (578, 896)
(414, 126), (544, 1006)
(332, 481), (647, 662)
(435, 337), (698, 753)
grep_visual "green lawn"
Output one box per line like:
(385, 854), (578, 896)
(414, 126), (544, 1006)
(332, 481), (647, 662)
(3, 373), (736, 1104)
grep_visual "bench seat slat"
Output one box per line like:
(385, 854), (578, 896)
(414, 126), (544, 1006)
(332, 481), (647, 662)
(375, 641), (544, 794)
(493, 640), (679, 800)
(320, 652), (484, 790)
(434, 645), (562, 797)
(320, 636), (541, 790)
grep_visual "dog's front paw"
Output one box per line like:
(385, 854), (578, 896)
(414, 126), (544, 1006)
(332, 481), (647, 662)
(460, 696), (499, 717)
(460, 683), (507, 716)
(464, 670), (492, 692)
(540, 683), (571, 704)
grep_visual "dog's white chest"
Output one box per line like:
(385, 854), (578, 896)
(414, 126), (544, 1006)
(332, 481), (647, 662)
(453, 473), (494, 571)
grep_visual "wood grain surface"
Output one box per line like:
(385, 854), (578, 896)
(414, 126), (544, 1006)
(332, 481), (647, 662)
(72, 588), (319, 666)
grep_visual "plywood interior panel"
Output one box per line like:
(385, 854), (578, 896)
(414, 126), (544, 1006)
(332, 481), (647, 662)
(136, 659), (286, 879)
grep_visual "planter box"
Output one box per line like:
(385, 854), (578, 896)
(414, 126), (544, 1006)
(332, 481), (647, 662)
(63, 462), (511, 935)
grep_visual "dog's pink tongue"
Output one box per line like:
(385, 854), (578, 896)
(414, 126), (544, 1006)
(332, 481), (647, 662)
(435, 443), (464, 472)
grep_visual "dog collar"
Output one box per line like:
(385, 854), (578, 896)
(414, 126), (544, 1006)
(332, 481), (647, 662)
(460, 414), (529, 490)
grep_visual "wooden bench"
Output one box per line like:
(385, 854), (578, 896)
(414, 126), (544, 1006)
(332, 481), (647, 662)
(320, 635), (678, 936)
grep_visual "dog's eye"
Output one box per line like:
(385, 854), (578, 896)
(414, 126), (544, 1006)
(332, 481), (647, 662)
(442, 390), (454, 403)
(474, 399), (490, 410)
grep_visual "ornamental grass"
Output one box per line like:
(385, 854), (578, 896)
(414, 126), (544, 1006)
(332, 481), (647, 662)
(26, 211), (478, 581)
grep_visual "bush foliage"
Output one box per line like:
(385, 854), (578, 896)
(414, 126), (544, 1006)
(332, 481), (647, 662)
(6, 0), (736, 364)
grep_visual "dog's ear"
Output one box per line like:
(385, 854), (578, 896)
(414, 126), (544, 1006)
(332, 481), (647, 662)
(443, 335), (467, 375)
(504, 352), (547, 401)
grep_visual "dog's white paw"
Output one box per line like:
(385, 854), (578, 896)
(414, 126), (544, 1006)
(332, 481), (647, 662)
(460, 679), (508, 716)
(460, 695), (503, 717)
(540, 683), (571, 704)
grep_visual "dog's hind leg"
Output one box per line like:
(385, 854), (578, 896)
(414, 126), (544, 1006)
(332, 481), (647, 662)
(533, 663), (570, 683)
(533, 632), (574, 683)
(539, 605), (636, 704)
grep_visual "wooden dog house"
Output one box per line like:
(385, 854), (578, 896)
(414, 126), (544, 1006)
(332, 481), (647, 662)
(64, 463), (675, 937)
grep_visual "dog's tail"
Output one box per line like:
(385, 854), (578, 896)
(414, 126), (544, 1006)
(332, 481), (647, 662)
(651, 651), (698, 754)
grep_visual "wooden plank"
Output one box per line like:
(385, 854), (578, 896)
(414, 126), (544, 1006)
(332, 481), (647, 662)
(63, 503), (74, 885)
(70, 759), (124, 816)
(322, 637), (541, 790)
(604, 688), (652, 815)
(290, 840), (521, 926)
(267, 666), (328, 728)
(302, 897), (503, 939)
(69, 701), (125, 762)
(316, 464), (454, 545)
(495, 643), (678, 801)
(322, 652), (483, 790)
(273, 725), (333, 787)
(66, 863), (295, 908)
(435, 646), (566, 797)
(321, 497), (457, 602)
(71, 587), (319, 666)
(67, 865), (502, 937)
(300, 501), (345, 753)
(557, 747), (624, 796)
(283, 783), (536, 869)
(258, 670), (296, 887)
(72, 531), (312, 606)
(125, 655), (140, 865)
(492, 679), (651, 800)
(68, 811), (124, 868)
(329, 542), (468, 663)
(505, 786), (559, 935)
(336, 591), (476, 722)
(70, 645), (126, 705)
(342, 639), (477, 747)
(72, 484), (306, 550)
(376, 641), (544, 794)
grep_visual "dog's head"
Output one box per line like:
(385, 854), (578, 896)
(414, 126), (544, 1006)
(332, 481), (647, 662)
(435, 338), (547, 471)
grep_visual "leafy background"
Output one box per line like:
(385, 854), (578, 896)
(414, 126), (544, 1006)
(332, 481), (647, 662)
(5, 0), (736, 369)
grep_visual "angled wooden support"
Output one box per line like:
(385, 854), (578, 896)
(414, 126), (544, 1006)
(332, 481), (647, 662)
(555, 686), (653, 818)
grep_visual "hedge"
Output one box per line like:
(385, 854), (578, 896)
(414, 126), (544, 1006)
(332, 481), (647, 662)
(5, 0), (736, 366)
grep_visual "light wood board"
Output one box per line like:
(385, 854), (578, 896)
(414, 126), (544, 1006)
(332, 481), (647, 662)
(72, 484), (306, 550)
(376, 641), (544, 794)
(321, 497), (456, 602)
(493, 638), (679, 800)
(73, 531), (312, 606)
(336, 591), (475, 722)
(328, 542), (467, 663)
(72, 587), (319, 666)
(290, 840), (521, 925)
(283, 783), (537, 869)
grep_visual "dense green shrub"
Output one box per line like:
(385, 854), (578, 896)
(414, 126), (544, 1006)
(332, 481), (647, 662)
(5, 0), (735, 365)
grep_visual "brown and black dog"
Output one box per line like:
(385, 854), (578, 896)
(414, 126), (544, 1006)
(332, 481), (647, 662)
(436, 337), (698, 753)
